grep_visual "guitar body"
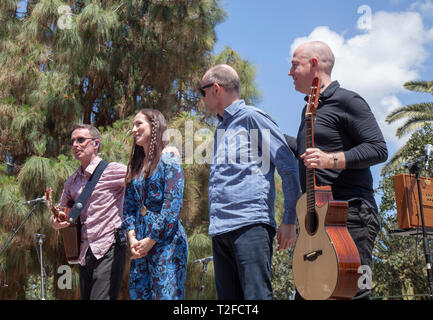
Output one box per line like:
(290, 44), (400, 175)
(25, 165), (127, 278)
(293, 193), (361, 300)
(292, 77), (361, 300)
(46, 188), (81, 264)
(60, 208), (81, 265)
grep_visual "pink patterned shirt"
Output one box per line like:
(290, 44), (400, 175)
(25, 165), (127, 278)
(60, 156), (127, 266)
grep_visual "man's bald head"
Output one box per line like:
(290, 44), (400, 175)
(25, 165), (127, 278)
(202, 64), (241, 96)
(295, 41), (335, 75)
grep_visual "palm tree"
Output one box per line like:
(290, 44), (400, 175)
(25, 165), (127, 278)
(382, 80), (433, 174)
(386, 81), (433, 138)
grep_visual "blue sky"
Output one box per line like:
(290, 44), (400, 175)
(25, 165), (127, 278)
(213, 0), (433, 204)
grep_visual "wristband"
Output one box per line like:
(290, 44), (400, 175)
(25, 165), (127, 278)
(333, 153), (338, 169)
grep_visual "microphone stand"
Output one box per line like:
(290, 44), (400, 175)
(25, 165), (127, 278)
(407, 159), (433, 300)
(0, 260), (7, 288)
(0, 198), (45, 290)
(191, 256), (213, 300)
(34, 233), (46, 300)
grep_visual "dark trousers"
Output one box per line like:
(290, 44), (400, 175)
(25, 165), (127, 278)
(346, 198), (381, 299)
(295, 198), (381, 300)
(212, 223), (276, 300)
(79, 241), (127, 300)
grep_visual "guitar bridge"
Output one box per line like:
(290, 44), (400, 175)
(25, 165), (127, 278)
(303, 250), (323, 262)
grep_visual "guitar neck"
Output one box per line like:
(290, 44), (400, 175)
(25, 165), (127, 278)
(305, 113), (316, 213)
(45, 188), (60, 217)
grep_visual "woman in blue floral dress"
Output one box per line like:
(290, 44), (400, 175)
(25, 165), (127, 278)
(122, 109), (188, 300)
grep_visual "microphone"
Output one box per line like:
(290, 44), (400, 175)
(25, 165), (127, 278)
(192, 256), (213, 265)
(23, 196), (46, 205)
(404, 156), (425, 169)
(425, 144), (433, 171)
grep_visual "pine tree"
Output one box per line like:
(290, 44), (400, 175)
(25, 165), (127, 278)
(0, 0), (263, 300)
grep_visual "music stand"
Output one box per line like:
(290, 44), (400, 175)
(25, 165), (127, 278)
(389, 227), (433, 238)
(392, 160), (433, 300)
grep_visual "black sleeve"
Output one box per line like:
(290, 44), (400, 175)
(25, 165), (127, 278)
(342, 94), (388, 169)
(284, 134), (298, 159)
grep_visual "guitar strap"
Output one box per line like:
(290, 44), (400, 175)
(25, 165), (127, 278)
(66, 160), (109, 224)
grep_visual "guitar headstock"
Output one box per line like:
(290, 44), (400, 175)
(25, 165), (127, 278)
(305, 77), (321, 116)
(45, 187), (52, 203)
(45, 187), (69, 222)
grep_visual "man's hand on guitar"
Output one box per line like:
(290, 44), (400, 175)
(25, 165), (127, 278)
(49, 214), (70, 230)
(277, 223), (296, 251)
(301, 148), (345, 170)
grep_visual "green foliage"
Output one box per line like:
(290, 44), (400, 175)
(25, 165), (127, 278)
(386, 80), (433, 139)
(271, 173), (296, 300)
(382, 125), (433, 176)
(18, 156), (56, 199)
(25, 274), (55, 300)
(272, 247), (295, 300)
(186, 226), (215, 300)
(374, 125), (433, 299)
(98, 117), (133, 164)
(213, 46), (262, 106)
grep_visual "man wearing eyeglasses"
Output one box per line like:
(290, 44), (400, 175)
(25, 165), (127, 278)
(200, 64), (301, 300)
(49, 124), (127, 300)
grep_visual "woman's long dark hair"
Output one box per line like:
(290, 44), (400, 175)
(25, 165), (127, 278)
(125, 109), (167, 185)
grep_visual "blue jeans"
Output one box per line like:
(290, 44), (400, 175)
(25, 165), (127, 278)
(212, 223), (276, 300)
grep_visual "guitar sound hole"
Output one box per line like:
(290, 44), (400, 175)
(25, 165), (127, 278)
(305, 210), (319, 235)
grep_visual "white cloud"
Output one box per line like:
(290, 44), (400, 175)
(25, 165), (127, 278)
(428, 26), (433, 40)
(410, 0), (433, 18)
(289, 11), (433, 150)
(378, 96), (405, 149)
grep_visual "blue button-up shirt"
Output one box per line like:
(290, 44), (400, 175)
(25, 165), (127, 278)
(208, 99), (301, 236)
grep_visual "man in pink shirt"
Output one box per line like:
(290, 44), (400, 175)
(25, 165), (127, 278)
(49, 124), (127, 300)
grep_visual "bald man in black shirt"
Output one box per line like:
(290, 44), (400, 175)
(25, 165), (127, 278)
(287, 41), (388, 300)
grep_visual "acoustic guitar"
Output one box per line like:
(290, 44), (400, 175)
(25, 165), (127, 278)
(292, 77), (361, 300)
(45, 187), (80, 264)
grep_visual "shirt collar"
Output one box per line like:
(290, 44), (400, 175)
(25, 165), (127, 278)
(304, 80), (340, 102)
(217, 99), (245, 122)
(320, 80), (340, 99)
(78, 156), (102, 177)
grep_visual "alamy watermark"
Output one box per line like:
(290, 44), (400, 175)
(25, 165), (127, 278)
(357, 5), (372, 30)
(56, 263), (373, 291)
(57, 265), (72, 290)
(358, 265), (372, 290)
